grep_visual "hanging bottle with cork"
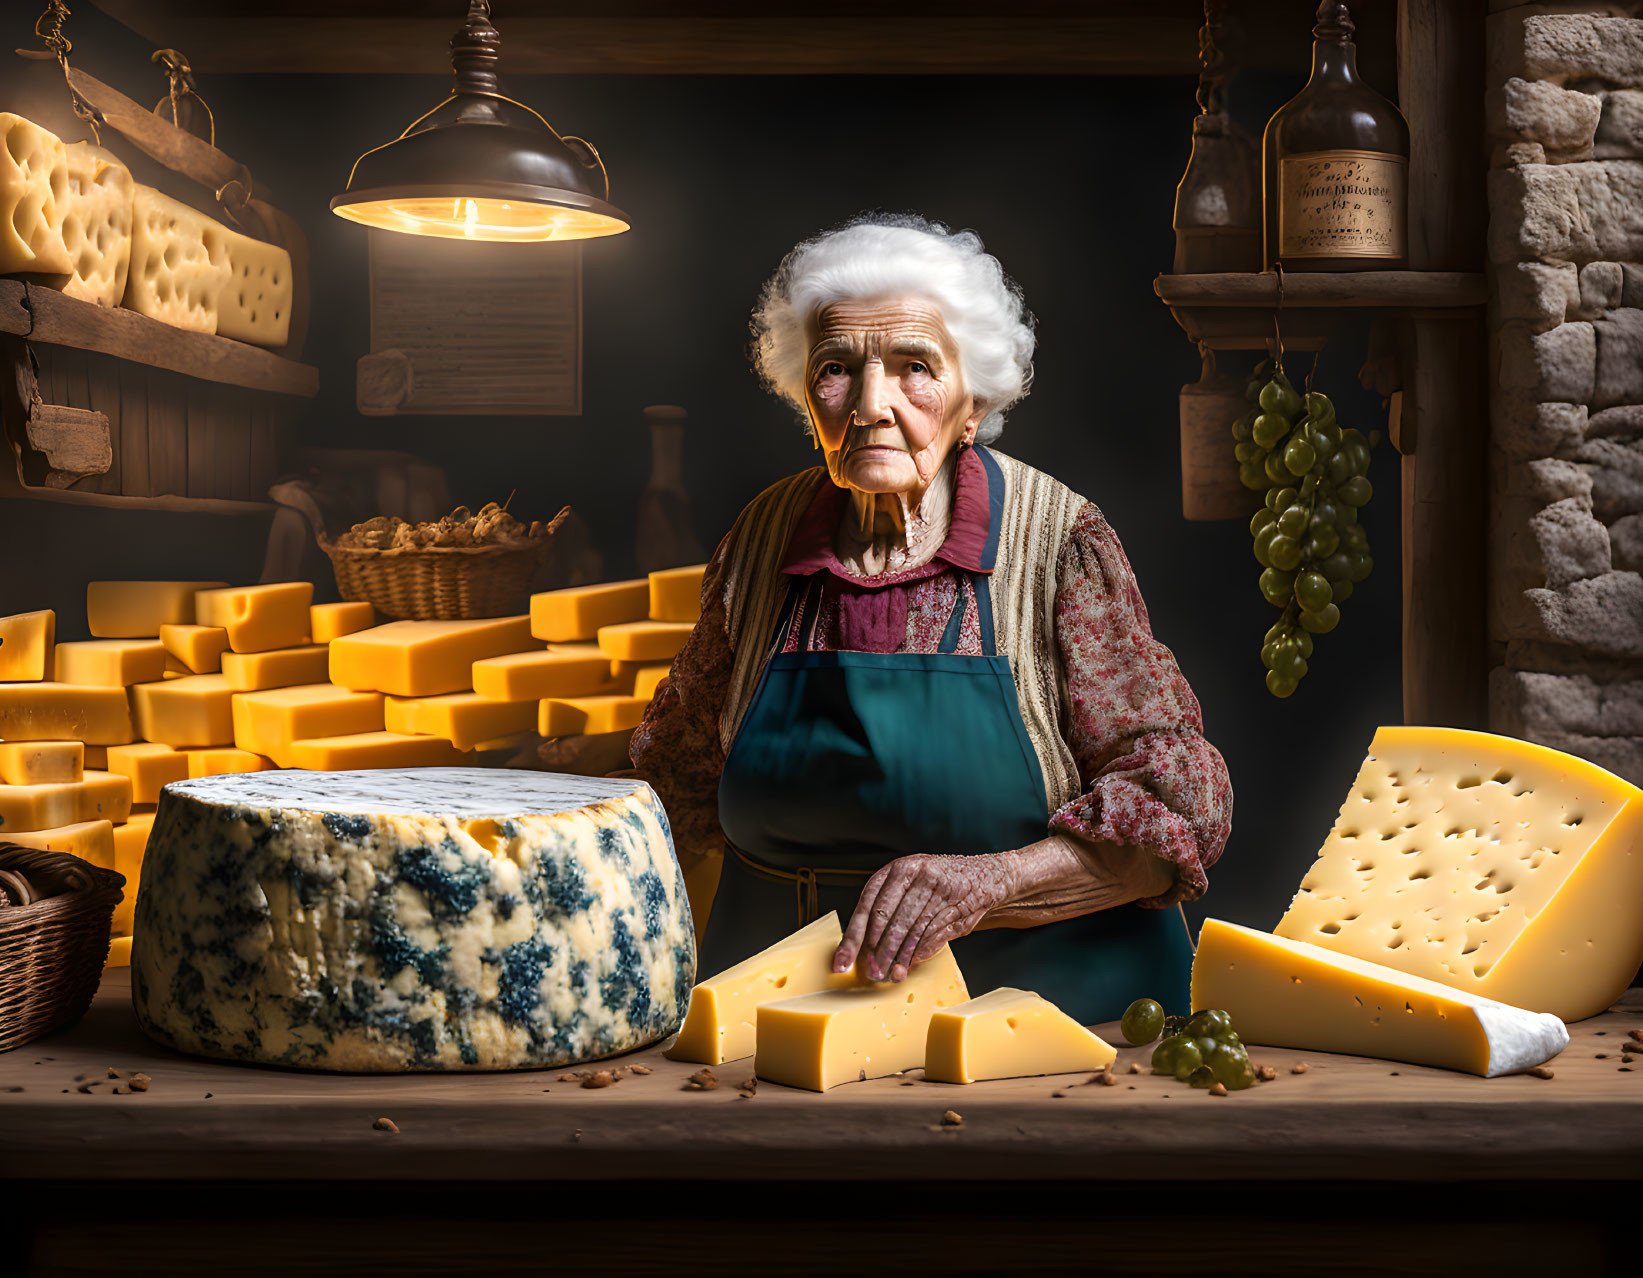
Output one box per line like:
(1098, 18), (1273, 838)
(1263, 0), (1409, 271)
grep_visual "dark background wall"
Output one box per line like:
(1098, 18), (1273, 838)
(0, 3), (1404, 940)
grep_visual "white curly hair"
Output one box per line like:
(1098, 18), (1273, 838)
(749, 213), (1036, 446)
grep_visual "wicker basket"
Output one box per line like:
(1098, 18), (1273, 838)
(0, 845), (125, 1054)
(320, 534), (552, 621)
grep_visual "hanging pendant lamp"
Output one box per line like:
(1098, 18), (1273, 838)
(330, 0), (629, 242)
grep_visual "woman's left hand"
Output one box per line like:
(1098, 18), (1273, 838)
(833, 852), (1019, 982)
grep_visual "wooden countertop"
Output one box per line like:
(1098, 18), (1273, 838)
(5, 972), (1641, 1185)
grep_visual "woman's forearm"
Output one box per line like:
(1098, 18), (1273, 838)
(978, 834), (1176, 929)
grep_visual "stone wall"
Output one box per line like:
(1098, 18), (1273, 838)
(1487, 2), (1643, 782)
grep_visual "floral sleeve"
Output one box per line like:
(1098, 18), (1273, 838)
(1047, 503), (1234, 908)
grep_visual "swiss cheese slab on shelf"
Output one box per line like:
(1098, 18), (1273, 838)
(0, 113), (71, 275)
(666, 913), (856, 1065)
(87, 581), (225, 638)
(194, 583), (313, 654)
(329, 617), (534, 697)
(1276, 726), (1643, 1021)
(215, 226), (293, 347)
(0, 609), (56, 680)
(0, 683), (134, 744)
(531, 580), (649, 643)
(0, 740), (82, 784)
(160, 624), (230, 674)
(123, 185), (230, 333)
(648, 564), (707, 623)
(923, 988), (1117, 1084)
(58, 142), (134, 307)
(1193, 918), (1569, 1077)
(53, 639), (167, 687)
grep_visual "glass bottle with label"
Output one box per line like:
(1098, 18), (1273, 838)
(1262, 0), (1409, 271)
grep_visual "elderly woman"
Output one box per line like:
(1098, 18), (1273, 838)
(630, 214), (1232, 1021)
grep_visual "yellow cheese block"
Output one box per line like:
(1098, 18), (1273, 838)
(160, 624), (230, 674)
(123, 184), (230, 333)
(105, 743), (189, 804)
(221, 644), (330, 691)
(329, 617), (534, 697)
(0, 113), (71, 274)
(633, 663), (672, 703)
(3, 819), (114, 869)
(1193, 918), (1570, 1077)
(755, 944), (971, 1091)
(286, 731), (465, 771)
(110, 813), (155, 935)
(923, 988), (1117, 1084)
(649, 563), (707, 623)
(194, 582), (314, 654)
(216, 225), (293, 347)
(0, 683), (134, 744)
(596, 620), (694, 663)
(59, 142), (134, 307)
(87, 581), (225, 638)
(0, 610), (55, 680)
(471, 650), (613, 702)
(543, 643), (637, 690)
(384, 692), (537, 751)
(130, 674), (235, 748)
(53, 639), (167, 687)
(538, 695), (648, 737)
(310, 601), (375, 644)
(1277, 725), (1643, 1022)
(0, 770), (131, 834)
(530, 580), (649, 643)
(0, 740), (82, 784)
(666, 913), (856, 1065)
(185, 748), (272, 779)
(106, 934), (133, 968)
(232, 683), (385, 768)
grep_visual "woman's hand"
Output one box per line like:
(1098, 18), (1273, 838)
(833, 852), (1020, 982)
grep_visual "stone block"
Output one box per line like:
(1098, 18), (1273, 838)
(1573, 436), (1643, 517)
(1490, 161), (1643, 263)
(1612, 512), (1643, 571)
(1596, 89), (1643, 157)
(1588, 403), (1643, 438)
(1569, 160), (1643, 258)
(1523, 15), (1643, 88)
(1490, 77), (1603, 156)
(1497, 260), (1580, 327)
(1511, 456), (1597, 501)
(1623, 262), (1643, 306)
(1593, 307), (1643, 405)
(1492, 396), (1588, 458)
(1505, 639), (1643, 679)
(1529, 495), (1613, 586)
(1508, 570), (1643, 654)
(1498, 320), (1596, 401)
(1576, 261), (1625, 316)
(1490, 667), (1643, 739)
(1492, 141), (1551, 169)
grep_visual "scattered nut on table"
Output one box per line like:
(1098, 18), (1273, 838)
(1255, 1064), (1277, 1082)
(1291, 1062), (1310, 1075)
(684, 1068), (718, 1091)
(581, 1071), (615, 1089)
(373, 1117), (400, 1133)
(129, 1073), (151, 1092)
(629, 1065), (652, 1076)
(1127, 1062), (1143, 1075)
(941, 1110), (964, 1127)
(1528, 1065), (1555, 1079)
(1209, 1083), (1228, 1097)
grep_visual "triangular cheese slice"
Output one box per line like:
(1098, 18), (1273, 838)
(923, 987), (1117, 1084)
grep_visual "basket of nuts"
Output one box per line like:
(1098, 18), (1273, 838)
(0, 844), (126, 1053)
(320, 501), (569, 620)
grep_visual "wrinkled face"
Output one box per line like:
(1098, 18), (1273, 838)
(804, 296), (983, 499)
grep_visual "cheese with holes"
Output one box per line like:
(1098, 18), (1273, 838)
(4, 819), (114, 869)
(666, 913), (856, 1064)
(634, 664), (672, 703)
(232, 684), (384, 767)
(221, 644), (329, 691)
(330, 618), (534, 697)
(923, 988), (1117, 1084)
(123, 185), (230, 333)
(184, 748), (271, 778)
(160, 624), (230, 674)
(0, 770), (131, 833)
(0, 113), (70, 274)
(1276, 726), (1643, 1022)
(472, 650), (612, 702)
(310, 601), (375, 644)
(54, 639), (167, 687)
(531, 581), (649, 642)
(0, 740), (82, 784)
(596, 621), (694, 663)
(216, 227), (292, 346)
(286, 731), (464, 771)
(539, 695), (647, 737)
(194, 583), (313, 654)
(649, 564), (706, 623)
(0, 683), (133, 743)
(106, 743), (189, 804)
(1193, 918), (1569, 1076)
(755, 945), (969, 1090)
(384, 692), (537, 751)
(58, 142), (134, 307)
(88, 581), (224, 638)
(0, 610), (56, 681)
(131, 674), (235, 748)
(131, 769), (694, 1071)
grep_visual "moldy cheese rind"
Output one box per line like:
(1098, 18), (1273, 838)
(131, 768), (695, 1072)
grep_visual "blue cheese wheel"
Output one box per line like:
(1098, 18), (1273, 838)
(131, 768), (695, 1072)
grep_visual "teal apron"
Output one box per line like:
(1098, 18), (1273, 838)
(708, 446), (1190, 1024)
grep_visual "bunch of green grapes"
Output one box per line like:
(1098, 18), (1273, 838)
(1120, 1000), (1255, 1091)
(1230, 360), (1375, 698)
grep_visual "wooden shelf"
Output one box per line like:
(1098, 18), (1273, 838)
(0, 280), (318, 399)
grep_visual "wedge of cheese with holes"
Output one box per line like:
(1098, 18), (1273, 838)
(58, 142), (134, 307)
(0, 683), (133, 744)
(310, 601), (375, 644)
(0, 771), (131, 834)
(923, 988), (1117, 1084)
(160, 624), (230, 674)
(106, 743), (189, 804)
(1193, 919), (1569, 1077)
(539, 695), (648, 737)
(88, 581), (225, 638)
(0, 610), (56, 680)
(232, 683), (384, 768)
(287, 731), (464, 771)
(385, 692), (538, 751)
(130, 674), (236, 748)
(123, 185), (230, 333)
(755, 945), (970, 1091)
(4, 819), (114, 870)
(194, 583), (313, 654)
(184, 748), (271, 779)
(216, 226), (292, 347)
(0, 740), (82, 785)
(666, 913), (856, 1064)
(531, 581), (650, 643)
(1276, 726), (1643, 1022)
(471, 650), (612, 702)
(649, 564), (706, 623)
(0, 113), (70, 274)
(54, 639), (167, 687)
(596, 621), (694, 663)
(221, 644), (329, 691)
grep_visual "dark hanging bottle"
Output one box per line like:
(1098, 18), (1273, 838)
(1173, 2), (1261, 274)
(1262, 0), (1409, 271)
